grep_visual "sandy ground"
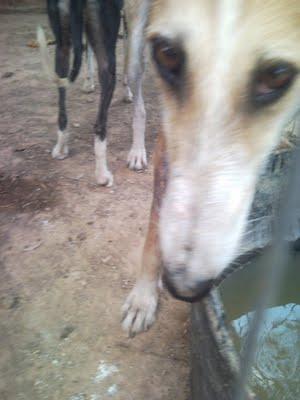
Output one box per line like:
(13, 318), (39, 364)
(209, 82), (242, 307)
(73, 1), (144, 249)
(0, 12), (189, 400)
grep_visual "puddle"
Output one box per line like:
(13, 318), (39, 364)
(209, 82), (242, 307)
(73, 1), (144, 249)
(0, 175), (57, 213)
(220, 252), (300, 399)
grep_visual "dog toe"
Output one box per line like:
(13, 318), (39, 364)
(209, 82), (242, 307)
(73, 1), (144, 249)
(122, 280), (158, 336)
(127, 147), (147, 171)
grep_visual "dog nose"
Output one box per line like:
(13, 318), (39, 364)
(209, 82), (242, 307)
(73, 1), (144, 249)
(163, 271), (214, 303)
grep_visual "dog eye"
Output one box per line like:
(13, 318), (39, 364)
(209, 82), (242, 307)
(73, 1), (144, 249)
(151, 37), (185, 87)
(252, 63), (298, 107)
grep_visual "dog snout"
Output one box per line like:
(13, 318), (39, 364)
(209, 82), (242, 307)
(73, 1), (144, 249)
(163, 269), (214, 302)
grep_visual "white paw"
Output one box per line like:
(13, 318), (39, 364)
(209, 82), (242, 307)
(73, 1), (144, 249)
(95, 169), (114, 187)
(81, 82), (95, 93)
(127, 147), (147, 170)
(51, 143), (69, 160)
(122, 280), (158, 337)
(123, 86), (133, 103)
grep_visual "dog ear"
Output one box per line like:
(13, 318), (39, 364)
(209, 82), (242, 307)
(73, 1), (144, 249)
(127, 0), (151, 91)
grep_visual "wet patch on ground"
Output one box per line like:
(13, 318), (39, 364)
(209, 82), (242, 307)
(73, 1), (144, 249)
(0, 175), (58, 214)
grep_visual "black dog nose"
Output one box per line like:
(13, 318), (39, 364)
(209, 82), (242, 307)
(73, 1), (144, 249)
(163, 272), (214, 303)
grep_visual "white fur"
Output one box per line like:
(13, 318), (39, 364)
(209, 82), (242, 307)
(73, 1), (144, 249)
(94, 137), (113, 187)
(149, 0), (300, 295)
(37, 25), (69, 90)
(52, 130), (69, 159)
(127, 81), (147, 170)
(58, 0), (70, 15)
(123, 78), (134, 103)
(122, 32), (133, 102)
(122, 0), (300, 333)
(122, 279), (158, 336)
(82, 45), (95, 93)
(37, 25), (56, 82)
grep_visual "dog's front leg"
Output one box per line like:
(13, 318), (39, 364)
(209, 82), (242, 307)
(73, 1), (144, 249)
(122, 134), (168, 336)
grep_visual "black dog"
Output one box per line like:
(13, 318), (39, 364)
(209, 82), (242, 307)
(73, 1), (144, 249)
(45, 0), (123, 186)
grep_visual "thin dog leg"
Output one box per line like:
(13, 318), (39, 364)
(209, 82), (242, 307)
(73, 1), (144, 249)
(87, 45), (95, 90)
(86, 1), (121, 186)
(49, 4), (71, 160)
(93, 48), (117, 186)
(125, 5), (147, 171)
(82, 43), (95, 93)
(122, 134), (167, 336)
(127, 76), (147, 170)
(122, 13), (133, 103)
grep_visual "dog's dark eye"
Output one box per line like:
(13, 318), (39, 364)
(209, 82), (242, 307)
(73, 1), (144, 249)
(252, 63), (298, 107)
(151, 37), (185, 88)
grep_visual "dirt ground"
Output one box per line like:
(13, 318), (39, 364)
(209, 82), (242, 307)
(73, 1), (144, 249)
(0, 11), (189, 400)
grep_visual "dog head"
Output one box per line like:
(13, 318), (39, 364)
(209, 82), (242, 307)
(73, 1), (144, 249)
(144, 0), (300, 301)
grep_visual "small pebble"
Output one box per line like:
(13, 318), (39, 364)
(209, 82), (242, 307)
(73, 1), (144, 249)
(9, 296), (20, 310)
(77, 232), (87, 241)
(60, 325), (76, 340)
(2, 71), (14, 79)
(70, 394), (86, 400)
(107, 384), (118, 396)
(102, 255), (112, 264)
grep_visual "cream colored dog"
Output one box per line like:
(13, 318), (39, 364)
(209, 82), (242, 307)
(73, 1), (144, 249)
(122, 0), (300, 336)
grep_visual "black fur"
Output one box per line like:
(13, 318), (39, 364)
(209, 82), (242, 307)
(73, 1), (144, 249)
(58, 87), (67, 130)
(69, 0), (85, 82)
(46, 0), (123, 141)
(47, 0), (61, 45)
(86, 0), (122, 140)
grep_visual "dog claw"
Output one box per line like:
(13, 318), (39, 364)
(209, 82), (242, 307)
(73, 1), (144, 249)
(122, 280), (158, 336)
(52, 143), (69, 160)
(127, 147), (147, 171)
(95, 170), (114, 187)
